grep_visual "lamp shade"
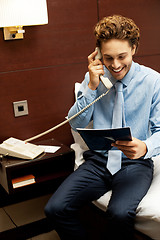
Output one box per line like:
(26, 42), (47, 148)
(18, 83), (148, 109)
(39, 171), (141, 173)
(0, 0), (48, 27)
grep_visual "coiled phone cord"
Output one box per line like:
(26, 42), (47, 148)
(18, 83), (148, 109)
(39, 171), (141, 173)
(25, 88), (110, 142)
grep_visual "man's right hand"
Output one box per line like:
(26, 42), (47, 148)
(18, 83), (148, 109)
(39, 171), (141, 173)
(88, 49), (104, 90)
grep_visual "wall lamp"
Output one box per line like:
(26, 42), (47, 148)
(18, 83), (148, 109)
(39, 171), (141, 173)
(0, 0), (48, 40)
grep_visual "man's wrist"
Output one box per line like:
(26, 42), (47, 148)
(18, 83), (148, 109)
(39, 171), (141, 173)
(88, 82), (97, 90)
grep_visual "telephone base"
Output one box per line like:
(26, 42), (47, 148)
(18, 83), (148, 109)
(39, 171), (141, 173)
(0, 137), (44, 160)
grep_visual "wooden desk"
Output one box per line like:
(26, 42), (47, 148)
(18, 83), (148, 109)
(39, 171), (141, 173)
(0, 138), (74, 194)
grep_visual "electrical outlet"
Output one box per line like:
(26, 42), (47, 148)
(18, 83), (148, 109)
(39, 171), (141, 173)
(13, 100), (29, 117)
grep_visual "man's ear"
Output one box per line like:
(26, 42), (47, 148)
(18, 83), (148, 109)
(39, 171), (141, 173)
(132, 45), (137, 56)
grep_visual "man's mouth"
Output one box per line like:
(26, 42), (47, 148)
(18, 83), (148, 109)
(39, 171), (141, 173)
(112, 67), (124, 73)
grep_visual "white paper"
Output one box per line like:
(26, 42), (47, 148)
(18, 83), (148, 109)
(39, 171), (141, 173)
(38, 145), (61, 153)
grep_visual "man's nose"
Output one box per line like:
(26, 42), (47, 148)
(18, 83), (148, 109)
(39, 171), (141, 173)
(111, 59), (121, 69)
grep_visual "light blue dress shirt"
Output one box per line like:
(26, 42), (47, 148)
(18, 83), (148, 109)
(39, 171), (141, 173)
(68, 61), (160, 159)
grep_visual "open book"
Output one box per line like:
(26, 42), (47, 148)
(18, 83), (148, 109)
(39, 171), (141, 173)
(76, 127), (132, 151)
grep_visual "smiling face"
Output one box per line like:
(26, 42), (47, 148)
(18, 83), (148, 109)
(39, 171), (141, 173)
(101, 39), (136, 80)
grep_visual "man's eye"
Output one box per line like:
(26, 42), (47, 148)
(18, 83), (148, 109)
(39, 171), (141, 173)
(119, 55), (126, 60)
(105, 57), (112, 61)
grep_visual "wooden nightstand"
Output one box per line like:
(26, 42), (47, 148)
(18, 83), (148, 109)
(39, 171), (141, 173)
(0, 138), (75, 239)
(0, 138), (74, 194)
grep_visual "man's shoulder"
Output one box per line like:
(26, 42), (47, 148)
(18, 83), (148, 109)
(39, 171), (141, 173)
(135, 62), (160, 78)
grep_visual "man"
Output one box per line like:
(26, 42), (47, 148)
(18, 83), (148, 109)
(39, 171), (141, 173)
(45, 15), (160, 239)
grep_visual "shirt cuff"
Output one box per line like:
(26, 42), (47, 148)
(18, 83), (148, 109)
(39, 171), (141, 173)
(82, 85), (97, 101)
(143, 139), (154, 159)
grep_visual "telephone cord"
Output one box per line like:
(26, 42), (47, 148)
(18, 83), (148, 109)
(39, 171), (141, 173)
(25, 89), (110, 142)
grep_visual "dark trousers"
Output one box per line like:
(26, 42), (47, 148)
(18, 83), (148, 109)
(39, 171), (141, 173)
(45, 150), (153, 240)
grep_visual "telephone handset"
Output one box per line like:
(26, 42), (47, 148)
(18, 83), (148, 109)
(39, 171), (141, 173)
(95, 46), (102, 59)
(95, 47), (113, 89)
(0, 49), (113, 159)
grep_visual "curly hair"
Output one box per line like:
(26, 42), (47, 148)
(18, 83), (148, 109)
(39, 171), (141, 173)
(94, 15), (140, 50)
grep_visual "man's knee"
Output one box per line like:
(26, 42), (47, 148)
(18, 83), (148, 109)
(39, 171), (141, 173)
(44, 196), (65, 220)
(107, 204), (135, 225)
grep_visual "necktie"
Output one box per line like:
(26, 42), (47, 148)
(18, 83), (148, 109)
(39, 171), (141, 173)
(107, 81), (124, 175)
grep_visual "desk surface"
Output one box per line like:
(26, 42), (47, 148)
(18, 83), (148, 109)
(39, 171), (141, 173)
(0, 138), (73, 167)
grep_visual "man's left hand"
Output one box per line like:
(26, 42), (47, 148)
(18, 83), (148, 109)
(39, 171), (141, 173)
(111, 137), (147, 159)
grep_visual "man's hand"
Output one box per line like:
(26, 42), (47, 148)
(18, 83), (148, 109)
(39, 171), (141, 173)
(112, 137), (147, 159)
(88, 49), (104, 90)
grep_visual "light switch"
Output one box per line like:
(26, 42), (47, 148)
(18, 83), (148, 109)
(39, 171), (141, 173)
(13, 100), (29, 117)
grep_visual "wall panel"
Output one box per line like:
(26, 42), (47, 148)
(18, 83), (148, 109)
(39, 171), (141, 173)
(0, 0), (98, 145)
(0, 62), (88, 144)
(0, 0), (98, 73)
